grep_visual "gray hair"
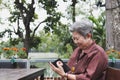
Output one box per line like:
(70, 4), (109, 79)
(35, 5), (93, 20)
(69, 18), (93, 37)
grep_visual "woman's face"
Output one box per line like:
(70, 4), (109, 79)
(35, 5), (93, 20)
(72, 31), (91, 49)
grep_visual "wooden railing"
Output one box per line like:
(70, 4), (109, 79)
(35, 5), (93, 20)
(0, 59), (120, 68)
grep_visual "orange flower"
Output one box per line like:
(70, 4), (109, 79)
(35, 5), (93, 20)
(111, 49), (115, 52)
(11, 47), (18, 52)
(106, 50), (111, 54)
(3, 47), (10, 51)
(118, 52), (120, 55)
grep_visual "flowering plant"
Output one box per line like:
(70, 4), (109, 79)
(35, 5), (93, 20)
(1, 47), (27, 59)
(106, 48), (120, 59)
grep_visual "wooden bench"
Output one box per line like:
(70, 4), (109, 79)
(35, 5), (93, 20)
(105, 67), (120, 80)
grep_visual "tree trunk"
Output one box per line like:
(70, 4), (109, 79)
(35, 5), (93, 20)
(106, 0), (120, 51)
(24, 29), (30, 55)
(14, 0), (35, 56)
(71, 0), (77, 22)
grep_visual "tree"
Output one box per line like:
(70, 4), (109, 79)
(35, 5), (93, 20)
(8, 0), (61, 55)
(106, 0), (120, 51)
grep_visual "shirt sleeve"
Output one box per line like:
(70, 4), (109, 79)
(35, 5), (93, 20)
(76, 52), (107, 80)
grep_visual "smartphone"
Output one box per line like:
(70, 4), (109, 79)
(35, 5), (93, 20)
(52, 58), (70, 72)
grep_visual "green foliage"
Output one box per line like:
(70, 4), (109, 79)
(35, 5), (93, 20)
(3, 49), (13, 58)
(108, 52), (120, 59)
(88, 12), (106, 49)
(17, 49), (27, 59)
(106, 49), (120, 59)
(37, 31), (60, 52)
(39, 0), (58, 14)
(61, 43), (73, 58)
(0, 41), (27, 59)
(21, 0), (25, 3)
(52, 23), (76, 50)
(29, 36), (41, 49)
(38, 0), (73, 57)
(10, 38), (22, 46)
(39, 0), (62, 33)
(0, 32), (3, 38)
(0, 29), (13, 38)
(44, 12), (62, 33)
(9, 11), (20, 22)
(0, 0), (2, 4)
(33, 13), (38, 19)
(36, 30), (73, 58)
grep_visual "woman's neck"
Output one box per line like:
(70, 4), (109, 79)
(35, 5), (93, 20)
(83, 39), (93, 50)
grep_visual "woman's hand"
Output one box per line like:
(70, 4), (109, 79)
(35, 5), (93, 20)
(49, 61), (65, 77)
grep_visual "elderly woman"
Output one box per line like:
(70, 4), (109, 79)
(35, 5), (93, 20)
(49, 19), (108, 80)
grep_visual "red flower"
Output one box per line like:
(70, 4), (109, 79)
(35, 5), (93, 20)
(21, 48), (26, 51)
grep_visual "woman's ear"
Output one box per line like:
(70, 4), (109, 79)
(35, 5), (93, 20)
(86, 33), (92, 38)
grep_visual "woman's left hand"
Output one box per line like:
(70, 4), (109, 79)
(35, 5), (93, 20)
(49, 61), (65, 77)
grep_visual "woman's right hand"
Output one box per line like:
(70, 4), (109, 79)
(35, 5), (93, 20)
(49, 61), (65, 77)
